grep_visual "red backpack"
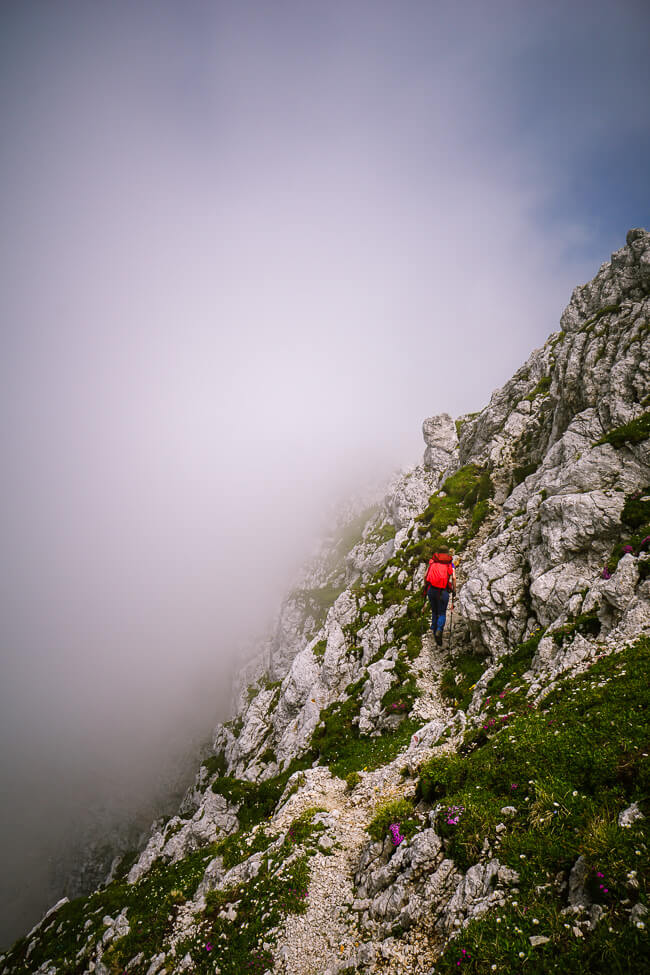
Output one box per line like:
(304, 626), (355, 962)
(426, 553), (454, 590)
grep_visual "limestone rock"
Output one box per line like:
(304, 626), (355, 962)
(422, 413), (459, 472)
(567, 855), (592, 910)
(618, 801), (645, 828)
(358, 659), (396, 734)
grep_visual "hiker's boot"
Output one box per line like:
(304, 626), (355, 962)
(435, 630), (443, 646)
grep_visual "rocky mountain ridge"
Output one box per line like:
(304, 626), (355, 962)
(2, 229), (649, 975)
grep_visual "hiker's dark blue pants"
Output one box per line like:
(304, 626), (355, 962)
(427, 586), (449, 632)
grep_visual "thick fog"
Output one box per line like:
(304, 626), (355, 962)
(1, 0), (649, 948)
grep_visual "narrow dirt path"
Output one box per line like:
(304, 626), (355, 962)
(274, 627), (453, 975)
(411, 630), (454, 725)
(272, 772), (374, 975)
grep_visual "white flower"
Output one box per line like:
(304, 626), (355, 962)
(520, 854), (526, 859)
(512, 901), (518, 906)
(496, 917), (502, 923)
(519, 952), (525, 958)
(532, 918), (539, 925)
(572, 790), (578, 797)
(491, 966), (497, 971)
(637, 921), (646, 930)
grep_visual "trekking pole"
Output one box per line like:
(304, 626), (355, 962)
(448, 597), (454, 646)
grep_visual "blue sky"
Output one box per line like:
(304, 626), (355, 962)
(1, 0), (649, 947)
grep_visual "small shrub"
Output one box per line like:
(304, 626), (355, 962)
(513, 460), (539, 485)
(524, 375), (552, 402)
(202, 751), (227, 778)
(550, 611), (601, 647)
(367, 797), (418, 843)
(345, 770), (361, 791)
(417, 753), (468, 802)
(597, 410), (650, 448)
(312, 639), (327, 659)
(486, 629), (545, 696)
(440, 653), (485, 709)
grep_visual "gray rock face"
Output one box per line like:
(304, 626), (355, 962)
(353, 828), (519, 941)
(440, 860), (519, 934)
(358, 659), (397, 734)
(457, 230), (650, 654)
(560, 228), (650, 331)
(353, 828), (450, 931)
(423, 413), (459, 472)
(126, 790), (238, 884)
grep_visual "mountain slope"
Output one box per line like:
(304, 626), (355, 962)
(2, 229), (649, 975)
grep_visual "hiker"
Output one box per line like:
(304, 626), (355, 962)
(423, 547), (456, 646)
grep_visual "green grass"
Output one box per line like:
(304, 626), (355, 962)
(513, 460), (539, 486)
(440, 653), (486, 710)
(165, 809), (325, 975)
(432, 895), (648, 974)
(484, 629), (545, 698)
(345, 770), (361, 791)
(466, 498), (492, 541)
(443, 464), (494, 509)
(550, 611), (601, 647)
(339, 470), (493, 673)
(6, 841), (225, 975)
(605, 487), (650, 572)
(415, 636), (650, 971)
(211, 758), (313, 832)
(311, 676), (366, 768)
(312, 638), (327, 659)
(367, 797), (420, 844)
(596, 410), (650, 448)
(213, 826), (275, 870)
(410, 463), (494, 558)
(381, 655), (421, 715)
(366, 521), (397, 546)
(524, 375), (552, 402)
(416, 494), (462, 537)
(312, 710), (422, 780)
(201, 751), (227, 778)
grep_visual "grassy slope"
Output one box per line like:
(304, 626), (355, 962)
(418, 636), (650, 973)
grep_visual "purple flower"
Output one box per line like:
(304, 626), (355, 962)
(389, 822), (404, 845)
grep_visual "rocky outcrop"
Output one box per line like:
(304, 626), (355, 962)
(458, 230), (650, 655)
(423, 414), (459, 473)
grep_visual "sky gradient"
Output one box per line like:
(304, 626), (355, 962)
(1, 0), (649, 947)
